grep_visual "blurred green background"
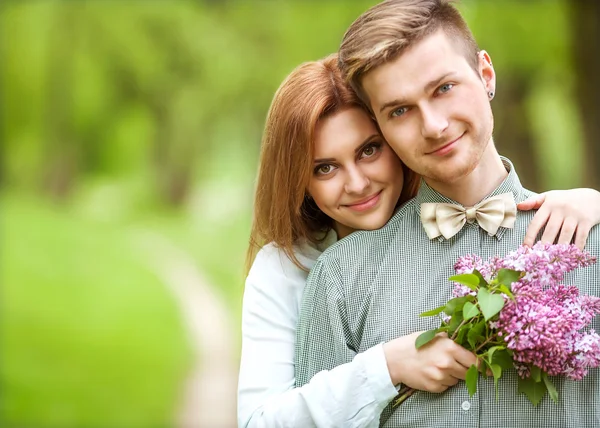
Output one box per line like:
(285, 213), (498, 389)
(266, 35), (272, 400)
(1, 0), (599, 427)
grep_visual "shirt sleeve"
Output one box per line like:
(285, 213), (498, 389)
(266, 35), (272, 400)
(238, 247), (397, 428)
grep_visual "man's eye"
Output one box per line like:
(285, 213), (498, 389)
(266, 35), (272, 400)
(390, 107), (408, 118)
(439, 83), (454, 94)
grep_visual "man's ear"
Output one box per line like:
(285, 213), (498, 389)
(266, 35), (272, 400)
(478, 50), (496, 96)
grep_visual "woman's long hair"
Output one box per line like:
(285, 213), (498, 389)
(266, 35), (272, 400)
(246, 54), (419, 273)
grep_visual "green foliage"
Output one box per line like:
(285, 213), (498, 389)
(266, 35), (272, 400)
(518, 376), (548, 407)
(1, 193), (192, 426)
(417, 267), (558, 407)
(0, 0), (593, 423)
(463, 301), (480, 320)
(415, 330), (438, 349)
(465, 364), (479, 397)
(449, 273), (479, 290)
(477, 288), (505, 321)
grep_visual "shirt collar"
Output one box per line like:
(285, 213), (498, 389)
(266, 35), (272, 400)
(415, 156), (524, 241)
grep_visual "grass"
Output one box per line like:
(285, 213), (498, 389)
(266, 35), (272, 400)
(1, 192), (193, 427)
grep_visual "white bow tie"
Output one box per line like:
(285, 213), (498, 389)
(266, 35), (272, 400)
(420, 192), (517, 240)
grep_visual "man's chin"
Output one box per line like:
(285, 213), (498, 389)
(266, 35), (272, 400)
(425, 160), (476, 184)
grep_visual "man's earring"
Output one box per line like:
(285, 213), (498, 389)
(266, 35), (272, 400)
(488, 91), (495, 100)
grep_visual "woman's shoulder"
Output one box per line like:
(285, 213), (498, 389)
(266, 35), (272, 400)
(246, 230), (338, 292)
(247, 242), (313, 290)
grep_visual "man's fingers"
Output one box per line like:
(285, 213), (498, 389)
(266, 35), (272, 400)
(524, 207), (550, 247)
(451, 346), (479, 372)
(448, 362), (470, 381)
(557, 217), (578, 245)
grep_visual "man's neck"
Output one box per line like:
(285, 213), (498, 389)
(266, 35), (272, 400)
(424, 145), (508, 206)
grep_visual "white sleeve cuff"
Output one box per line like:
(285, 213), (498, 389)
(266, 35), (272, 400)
(357, 343), (399, 404)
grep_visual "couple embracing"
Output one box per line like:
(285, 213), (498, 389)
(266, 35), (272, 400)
(239, 1), (600, 427)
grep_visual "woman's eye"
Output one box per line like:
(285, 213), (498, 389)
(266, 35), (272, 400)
(390, 107), (407, 118)
(361, 143), (381, 158)
(439, 83), (454, 94)
(315, 164), (334, 175)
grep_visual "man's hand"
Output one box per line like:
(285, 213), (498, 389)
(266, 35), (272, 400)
(383, 331), (478, 393)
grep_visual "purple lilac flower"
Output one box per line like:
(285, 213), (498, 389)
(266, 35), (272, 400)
(454, 243), (599, 380)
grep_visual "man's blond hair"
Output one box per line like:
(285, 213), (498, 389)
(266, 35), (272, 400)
(338, 0), (479, 108)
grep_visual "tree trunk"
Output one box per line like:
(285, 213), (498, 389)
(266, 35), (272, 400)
(492, 74), (540, 191)
(570, 0), (600, 189)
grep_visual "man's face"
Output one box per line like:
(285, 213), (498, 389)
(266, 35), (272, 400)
(363, 29), (496, 187)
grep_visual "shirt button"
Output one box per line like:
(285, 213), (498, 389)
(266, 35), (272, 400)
(461, 401), (471, 411)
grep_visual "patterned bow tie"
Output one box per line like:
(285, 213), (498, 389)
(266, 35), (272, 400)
(420, 192), (517, 240)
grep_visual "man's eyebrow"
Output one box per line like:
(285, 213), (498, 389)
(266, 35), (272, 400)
(379, 97), (408, 115)
(378, 72), (458, 115)
(424, 72), (456, 93)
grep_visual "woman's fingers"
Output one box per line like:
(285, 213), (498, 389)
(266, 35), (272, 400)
(523, 206), (550, 247)
(517, 193), (546, 211)
(574, 222), (592, 250)
(540, 214), (565, 245)
(557, 217), (578, 246)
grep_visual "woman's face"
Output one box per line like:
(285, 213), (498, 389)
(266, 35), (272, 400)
(307, 106), (405, 238)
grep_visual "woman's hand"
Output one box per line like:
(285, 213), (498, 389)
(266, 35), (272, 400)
(519, 188), (600, 250)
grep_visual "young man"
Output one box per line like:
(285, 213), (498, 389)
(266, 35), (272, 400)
(295, 1), (600, 426)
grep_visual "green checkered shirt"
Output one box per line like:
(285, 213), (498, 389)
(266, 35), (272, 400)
(295, 158), (600, 427)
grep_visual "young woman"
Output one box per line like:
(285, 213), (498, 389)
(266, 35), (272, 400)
(237, 54), (600, 428)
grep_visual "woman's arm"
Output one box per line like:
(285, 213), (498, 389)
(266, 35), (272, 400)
(518, 188), (600, 249)
(238, 245), (397, 428)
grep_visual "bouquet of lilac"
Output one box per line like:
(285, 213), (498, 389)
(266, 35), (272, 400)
(395, 243), (599, 407)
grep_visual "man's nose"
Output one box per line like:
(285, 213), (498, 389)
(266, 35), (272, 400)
(420, 105), (449, 140)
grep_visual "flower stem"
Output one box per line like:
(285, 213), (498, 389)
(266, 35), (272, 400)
(450, 318), (469, 340)
(475, 335), (495, 353)
(392, 387), (416, 407)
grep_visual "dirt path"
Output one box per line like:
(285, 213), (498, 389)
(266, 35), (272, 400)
(134, 233), (238, 428)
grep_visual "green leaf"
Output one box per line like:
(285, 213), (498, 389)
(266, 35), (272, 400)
(497, 268), (522, 289)
(449, 273), (479, 290)
(472, 269), (488, 286)
(477, 288), (505, 321)
(530, 365), (542, 383)
(490, 363), (502, 380)
(486, 346), (501, 364)
(497, 284), (514, 299)
(518, 376), (547, 406)
(465, 364), (479, 397)
(445, 296), (468, 315)
(542, 373), (559, 403)
(467, 320), (486, 349)
(478, 358), (489, 377)
(490, 363), (502, 401)
(420, 305), (446, 317)
(447, 311), (464, 337)
(415, 329), (438, 349)
(463, 302), (480, 320)
(491, 349), (513, 370)
(455, 325), (468, 346)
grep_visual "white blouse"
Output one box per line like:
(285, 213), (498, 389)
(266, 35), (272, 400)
(237, 232), (398, 427)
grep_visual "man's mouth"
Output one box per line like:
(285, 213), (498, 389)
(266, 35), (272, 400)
(428, 132), (465, 156)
